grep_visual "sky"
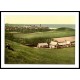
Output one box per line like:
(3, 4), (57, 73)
(5, 15), (75, 24)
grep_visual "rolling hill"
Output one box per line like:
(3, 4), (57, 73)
(5, 39), (75, 64)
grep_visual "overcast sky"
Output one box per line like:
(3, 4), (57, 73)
(5, 15), (75, 24)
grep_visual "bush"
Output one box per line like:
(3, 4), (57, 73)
(24, 37), (51, 46)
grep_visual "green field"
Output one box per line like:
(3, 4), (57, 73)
(13, 30), (75, 39)
(5, 39), (75, 64)
(5, 28), (75, 64)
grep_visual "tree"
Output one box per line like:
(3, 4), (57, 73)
(46, 38), (51, 48)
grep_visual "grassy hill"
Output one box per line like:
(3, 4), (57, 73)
(56, 27), (75, 31)
(5, 39), (75, 64)
(13, 30), (75, 39)
(5, 28), (75, 48)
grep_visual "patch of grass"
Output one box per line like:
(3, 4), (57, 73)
(5, 39), (75, 64)
(13, 30), (75, 39)
(56, 27), (75, 31)
(6, 29), (75, 46)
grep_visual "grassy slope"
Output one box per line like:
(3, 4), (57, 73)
(5, 39), (75, 64)
(13, 30), (75, 39)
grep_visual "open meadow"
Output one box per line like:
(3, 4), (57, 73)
(13, 30), (75, 39)
(5, 39), (75, 64)
(5, 27), (75, 64)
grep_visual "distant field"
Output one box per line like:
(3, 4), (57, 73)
(13, 30), (75, 39)
(5, 39), (75, 64)
(9, 32), (20, 33)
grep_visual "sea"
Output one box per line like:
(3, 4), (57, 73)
(33, 24), (75, 29)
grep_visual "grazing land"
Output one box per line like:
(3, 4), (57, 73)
(5, 39), (75, 64)
(13, 30), (75, 39)
(5, 26), (75, 64)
